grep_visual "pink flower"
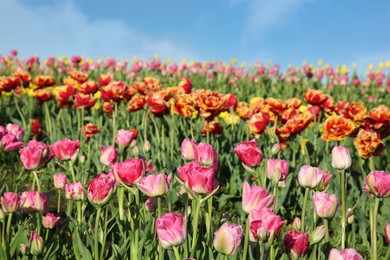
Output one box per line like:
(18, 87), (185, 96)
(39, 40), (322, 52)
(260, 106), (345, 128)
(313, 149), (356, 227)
(65, 182), (85, 201)
(242, 182), (274, 214)
(50, 138), (80, 161)
(0, 133), (24, 152)
(112, 158), (146, 186)
(1, 192), (20, 213)
(100, 145), (118, 166)
(213, 223), (243, 256)
(20, 191), (47, 213)
(145, 197), (157, 212)
(312, 192), (339, 219)
(196, 143), (217, 167)
(181, 138), (198, 161)
(53, 174), (67, 189)
(156, 213), (186, 249)
(178, 161), (201, 184)
(364, 170), (390, 198)
(267, 159), (289, 186)
(316, 170), (332, 191)
(298, 165), (324, 189)
(6, 123), (24, 140)
(19, 140), (52, 170)
(385, 224), (390, 245)
(115, 129), (136, 147)
(249, 208), (285, 242)
(234, 140), (263, 167)
(87, 173), (116, 206)
(42, 213), (60, 229)
(331, 146), (352, 170)
(30, 231), (44, 255)
(137, 173), (172, 197)
(187, 165), (218, 194)
(328, 248), (363, 260)
(284, 230), (309, 258)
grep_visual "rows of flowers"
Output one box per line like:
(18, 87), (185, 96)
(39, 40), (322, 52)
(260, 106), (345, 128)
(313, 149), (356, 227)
(0, 51), (389, 259)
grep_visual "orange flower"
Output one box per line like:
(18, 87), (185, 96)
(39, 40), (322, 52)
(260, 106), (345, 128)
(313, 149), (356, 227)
(103, 102), (112, 115)
(277, 113), (312, 141)
(123, 86), (138, 100)
(127, 95), (147, 112)
(79, 81), (99, 94)
(320, 95), (335, 112)
(321, 115), (356, 141)
(178, 78), (192, 94)
(172, 95), (196, 118)
(62, 77), (80, 89)
(33, 89), (53, 105)
(280, 108), (299, 123)
(236, 102), (253, 120)
(287, 98), (302, 109)
(147, 92), (170, 115)
(248, 112), (269, 137)
(367, 105), (390, 129)
(55, 85), (76, 108)
(343, 102), (367, 125)
(201, 120), (223, 136)
(354, 129), (385, 159)
(99, 74), (111, 86)
(83, 123), (100, 139)
(100, 81), (126, 102)
(69, 71), (88, 84)
(304, 89), (328, 105)
(14, 70), (31, 84)
(266, 98), (287, 113)
(74, 94), (96, 110)
(0, 76), (20, 92)
(334, 101), (349, 115)
(249, 98), (266, 113)
(198, 91), (226, 119)
(33, 75), (56, 88)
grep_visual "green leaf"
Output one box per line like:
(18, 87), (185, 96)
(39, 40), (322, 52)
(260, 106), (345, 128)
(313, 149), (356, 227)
(10, 227), (29, 257)
(73, 230), (93, 260)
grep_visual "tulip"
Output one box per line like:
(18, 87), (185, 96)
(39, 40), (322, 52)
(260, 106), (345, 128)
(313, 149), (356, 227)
(385, 224), (390, 245)
(20, 243), (28, 255)
(316, 170), (332, 191)
(137, 173), (172, 197)
(347, 208), (355, 224)
(249, 208), (285, 242)
(312, 192), (339, 219)
(181, 138), (197, 161)
(309, 225), (326, 245)
(42, 213), (60, 229)
(6, 123), (24, 140)
(186, 165), (218, 195)
(196, 143), (217, 167)
(87, 173), (116, 206)
(100, 145), (118, 166)
(267, 159), (289, 186)
(64, 182), (85, 201)
(53, 174), (67, 189)
(156, 213), (186, 249)
(213, 223), (243, 256)
(234, 140), (263, 167)
(145, 197), (157, 212)
(30, 231), (44, 255)
(292, 217), (301, 230)
(50, 138), (80, 161)
(284, 230), (309, 259)
(1, 192), (20, 213)
(143, 140), (151, 154)
(242, 182), (274, 214)
(0, 133), (24, 152)
(19, 140), (52, 170)
(298, 165), (324, 189)
(20, 191), (47, 213)
(328, 248), (363, 260)
(364, 170), (390, 198)
(112, 158), (146, 186)
(331, 146), (352, 170)
(177, 161), (201, 184)
(115, 129), (137, 146)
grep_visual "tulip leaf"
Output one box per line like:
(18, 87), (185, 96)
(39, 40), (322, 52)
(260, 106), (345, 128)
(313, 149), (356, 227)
(73, 230), (92, 260)
(10, 227), (29, 257)
(0, 245), (6, 260)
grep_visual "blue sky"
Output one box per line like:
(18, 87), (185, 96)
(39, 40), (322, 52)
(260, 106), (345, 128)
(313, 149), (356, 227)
(1, 0), (390, 72)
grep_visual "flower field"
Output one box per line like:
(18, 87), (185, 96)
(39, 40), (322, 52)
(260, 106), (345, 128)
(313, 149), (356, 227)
(0, 51), (389, 259)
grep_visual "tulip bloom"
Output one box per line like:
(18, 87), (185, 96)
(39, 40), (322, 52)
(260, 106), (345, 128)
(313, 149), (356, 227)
(331, 146), (352, 170)
(65, 182), (85, 201)
(30, 231), (44, 255)
(385, 224), (390, 245)
(364, 170), (390, 198)
(6, 123), (24, 140)
(112, 158), (146, 186)
(20, 191), (47, 213)
(328, 248), (363, 260)
(50, 138), (80, 161)
(0, 132), (24, 152)
(115, 129), (137, 147)
(234, 140), (263, 167)
(312, 192), (339, 219)
(181, 138), (197, 161)
(156, 213), (186, 249)
(196, 143), (217, 167)
(53, 174), (67, 189)
(19, 140), (52, 170)
(249, 208), (285, 242)
(242, 182), (274, 214)
(213, 223), (243, 256)
(298, 165), (324, 189)
(284, 230), (309, 258)
(1, 192), (20, 213)
(42, 213), (60, 229)
(267, 159), (289, 186)
(100, 145), (118, 166)
(137, 173), (172, 197)
(87, 173), (116, 206)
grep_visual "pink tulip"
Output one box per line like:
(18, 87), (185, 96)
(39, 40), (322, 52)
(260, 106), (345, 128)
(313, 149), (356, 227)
(19, 140), (52, 170)
(137, 173), (172, 197)
(284, 230), (309, 258)
(145, 197), (157, 212)
(65, 182), (85, 201)
(213, 223), (243, 256)
(6, 123), (24, 140)
(42, 213), (60, 229)
(181, 138), (198, 161)
(250, 208), (285, 242)
(234, 140), (263, 167)
(196, 143), (217, 167)
(242, 182), (274, 214)
(312, 192), (339, 218)
(20, 191), (47, 213)
(267, 159), (289, 186)
(179, 163), (218, 195)
(385, 224), (390, 245)
(87, 173), (116, 206)
(30, 231), (44, 255)
(100, 145), (118, 166)
(112, 158), (146, 186)
(115, 129), (136, 147)
(328, 248), (363, 260)
(298, 165), (324, 189)
(331, 146), (352, 170)
(0, 133), (24, 152)
(156, 212), (186, 249)
(178, 161), (201, 184)
(1, 192), (20, 213)
(53, 174), (67, 189)
(316, 170), (332, 191)
(364, 171), (390, 198)
(50, 138), (80, 161)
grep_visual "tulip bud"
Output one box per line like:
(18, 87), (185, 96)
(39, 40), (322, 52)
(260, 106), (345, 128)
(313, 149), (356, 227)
(1, 192), (20, 213)
(143, 140), (151, 154)
(42, 213), (60, 229)
(298, 165), (323, 189)
(257, 226), (269, 242)
(384, 224), (390, 245)
(129, 139), (137, 149)
(20, 243), (29, 255)
(100, 146), (118, 166)
(213, 223), (243, 256)
(53, 174), (67, 189)
(65, 182), (85, 201)
(331, 146), (351, 170)
(309, 225), (326, 245)
(79, 155), (86, 164)
(181, 138), (197, 161)
(132, 146), (139, 157)
(271, 143), (280, 155)
(30, 231), (44, 255)
(347, 208), (354, 224)
(292, 217), (301, 230)
(312, 192), (339, 219)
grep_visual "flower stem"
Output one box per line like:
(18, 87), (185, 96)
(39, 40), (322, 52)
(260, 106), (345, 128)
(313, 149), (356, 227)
(158, 197), (163, 260)
(259, 242), (265, 260)
(57, 190), (61, 214)
(242, 216), (250, 260)
(117, 187), (125, 221)
(173, 246), (181, 260)
(273, 184), (278, 213)
(77, 201), (82, 225)
(6, 213), (12, 244)
(94, 207), (102, 260)
(33, 171), (41, 192)
(340, 170), (347, 249)
(301, 188), (309, 232)
(370, 198), (379, 260)
(190, 198), (203, 258)
(324, 219), (329, 242)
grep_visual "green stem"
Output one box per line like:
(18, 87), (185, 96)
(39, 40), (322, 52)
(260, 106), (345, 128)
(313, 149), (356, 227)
(44, 102), (53, 141)
(150, 115), (161, 144)
(370, 198), (379, 260)
(158, 197), (163, 260)
(45, 228), (49, 242)
(57, 190), (61, 214)
(117, 187), (125, 221)
(384, 247), (390, 260)
(301, 188), (309, 232)
(94, 207), (102, 260)
(242, 216), (250, 260)
(69, 161), (76, 183)
(77, 201), (82, 225)
(324, 219), (329, 243)
(32, 171), (41, 192)
(340, 170), (346, 249)
(6, 213), (12, 244)
(259, 242), (264, 260)
(112, 103), (118, 145)
(170, 116), (175, 162)
(100, 205), (109, 260)
(190, 198), (203, 258)
(273, 184), (278, 213)
(173, 246), (181, 260)
(1, 221), (5, 247)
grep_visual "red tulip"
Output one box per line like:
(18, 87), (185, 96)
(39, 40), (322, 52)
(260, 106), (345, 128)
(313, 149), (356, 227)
(284, 230), (309, 258)
(50, 138), (80, 161)
(87, 173), (116, 206)
(112, 158), (146, 186)
(234, 140), (263, 167)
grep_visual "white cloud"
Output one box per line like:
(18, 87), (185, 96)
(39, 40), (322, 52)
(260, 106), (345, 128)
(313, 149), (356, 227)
(0, 0), (200, 61)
